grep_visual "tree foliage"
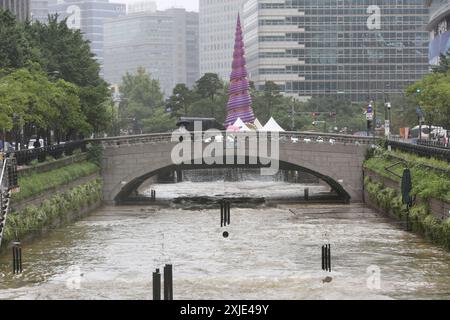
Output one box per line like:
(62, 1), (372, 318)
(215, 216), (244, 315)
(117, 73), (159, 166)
(118, 68), (165, 134)
(0, 12), (111, 144)
(408, 52), (450, 129)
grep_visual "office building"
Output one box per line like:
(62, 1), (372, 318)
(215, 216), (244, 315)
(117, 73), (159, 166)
(243, 0), (430, 102)
(49, 0), (126, 74)
(103, 8), (199, 95)
(0, 0), (30, 21)
(427, 0), (450, 64)
(30, 0), (48, 22)
(199, 0), (245, 80)
(127, 0), (156, 13)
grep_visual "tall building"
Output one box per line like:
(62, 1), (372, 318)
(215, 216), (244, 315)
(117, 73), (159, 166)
(243, 0), (430, 102)
(0, 0), (31, 21)
(127, 0), (156, 13)
(199, 0), (245, 80)
(49, 0), (126, 74)
(103, 8), (199, 95)
(427, 0), (450, 64)
(30, 0), (48, 22)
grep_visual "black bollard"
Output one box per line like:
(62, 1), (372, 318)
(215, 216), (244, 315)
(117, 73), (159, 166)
(227, 201), (231, 226)
(220, 201), (224, 227)
(327, 244), (331, 272)
(322, 244), (331, 272)
(12, 242), (22, 274)
(304, 188), (309, 201)
(163, 264), (173, 300)
(321, 245), (325, 271)
(153, 268), (161, 300)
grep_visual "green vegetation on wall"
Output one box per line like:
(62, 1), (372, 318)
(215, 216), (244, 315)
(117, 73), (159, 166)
(364, 168), (450, 250)
(3, 179), (102, 243)
(13, 161), (99, 202)
(364, 149), (450, 202)
(364, 147), (450, 249)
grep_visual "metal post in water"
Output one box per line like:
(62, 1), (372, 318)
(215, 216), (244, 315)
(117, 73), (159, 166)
(321, 245), (325, 271)
(153, 268), (161, 300)
(226, 201), (230, 226)
(164, 264), (173, 300)
(12, 242), (22, 274)
(220, 201), (224, 227)
(328, 244), (331, 272)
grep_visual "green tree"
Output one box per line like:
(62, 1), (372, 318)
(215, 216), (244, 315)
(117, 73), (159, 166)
(167, 83), (195, 117)
(27, 15), (111, 135)
(141, 108), (176, 133)
(0, 9), (34, 69)
(0, 68), (89, 145)
(195, 73), (224, 117)
(408, 72), (450, 129)
(253, 81), (284, 122)
(119, 68), (164, 134)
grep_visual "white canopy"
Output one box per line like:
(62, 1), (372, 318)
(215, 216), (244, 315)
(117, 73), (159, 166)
(261, 117), (285, 132)
(233, 118), (251, 132)
(253, 118), (263, 130)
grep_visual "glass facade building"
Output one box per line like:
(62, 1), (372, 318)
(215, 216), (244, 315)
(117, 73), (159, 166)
(0, 0), (30, 21)
(103, 9), (199, 95)
(199, 0), (246, 80)
(30, 0), (49, 22)
(49, 0), (126, 75)
(243, 0), (430, 102)
(427, 0), (450, 65)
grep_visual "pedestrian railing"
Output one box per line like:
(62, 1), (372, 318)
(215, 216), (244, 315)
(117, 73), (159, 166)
(94, 131), (377, 147)
(10, 141), (88, 166)
(0, 154), (19, 247)
(417, 139), (450, 150)
(387, 140), (450, 162)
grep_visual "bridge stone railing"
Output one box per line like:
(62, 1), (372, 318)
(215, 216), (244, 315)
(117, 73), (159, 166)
(92, 131), (377, 147)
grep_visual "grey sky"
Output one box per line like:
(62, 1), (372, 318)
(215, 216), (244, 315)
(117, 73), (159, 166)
(114, 0), (199, 12)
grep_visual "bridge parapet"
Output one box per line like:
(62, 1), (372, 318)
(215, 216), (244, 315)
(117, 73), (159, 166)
(93, 131), (376, 147)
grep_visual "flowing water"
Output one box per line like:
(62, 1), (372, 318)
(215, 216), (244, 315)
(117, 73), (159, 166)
(0, 181), (449, 300)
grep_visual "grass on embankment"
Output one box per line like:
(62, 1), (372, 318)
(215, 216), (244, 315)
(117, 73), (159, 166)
(3, 179), (102, 243)
(364, 149), (450, 202)
(364, 149), (450, 249)
(12, 161), (99, 203)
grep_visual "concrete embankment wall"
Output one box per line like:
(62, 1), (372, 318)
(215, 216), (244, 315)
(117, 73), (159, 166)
(0, 156), (102, 253)
(363, 168), (450, 249)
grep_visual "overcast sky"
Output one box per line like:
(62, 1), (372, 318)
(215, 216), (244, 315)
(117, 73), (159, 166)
(114, 0), (199, 12)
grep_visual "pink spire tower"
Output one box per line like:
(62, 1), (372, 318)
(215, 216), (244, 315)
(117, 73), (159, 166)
(225, 14), (255, 127)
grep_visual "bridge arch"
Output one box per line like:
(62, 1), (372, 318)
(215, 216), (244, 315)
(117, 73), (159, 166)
(100, 133), (369, 204)
(112, 156), (352, 204)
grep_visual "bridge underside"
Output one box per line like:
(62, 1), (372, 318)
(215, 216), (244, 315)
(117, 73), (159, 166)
(102, 136), (367, 204)
(114, 160), (351, 204)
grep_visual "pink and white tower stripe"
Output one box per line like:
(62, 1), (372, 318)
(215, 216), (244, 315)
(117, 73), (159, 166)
(225, 14), (255, 127)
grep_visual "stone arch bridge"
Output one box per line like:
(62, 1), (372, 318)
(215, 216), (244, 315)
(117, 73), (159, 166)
(95, 132), (374, 204)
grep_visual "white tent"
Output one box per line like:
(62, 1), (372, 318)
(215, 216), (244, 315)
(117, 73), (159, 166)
(254, 118), (263, 130)
(261, 117), (285, 132)
(233, 118), (251, 132)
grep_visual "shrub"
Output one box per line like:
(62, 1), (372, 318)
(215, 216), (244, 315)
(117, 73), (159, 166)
(3, 179), (102, 242)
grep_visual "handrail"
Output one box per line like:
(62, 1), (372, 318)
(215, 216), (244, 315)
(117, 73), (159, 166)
(93, 131), (377, 146)
(0, 155), (19, 247)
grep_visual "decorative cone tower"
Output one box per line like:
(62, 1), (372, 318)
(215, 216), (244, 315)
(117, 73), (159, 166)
(225, 14), (255, 127)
